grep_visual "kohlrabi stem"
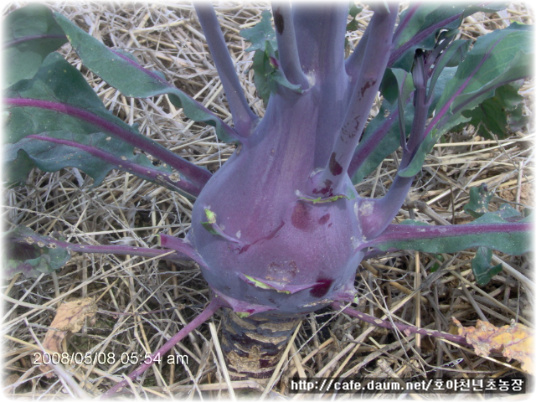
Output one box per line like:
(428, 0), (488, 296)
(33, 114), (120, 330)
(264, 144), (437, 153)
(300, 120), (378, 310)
(101, 298), (223, 398)
(26, 135), (202, 196)
(340, 2), (398, 145)
(401, 50), (431, 168)
(11, 231), (202, 265)
(272, 3), (309, 89)
(368, 221), (532, 250)
(347, 107), (400, 177)
(292, 3), (348, 78)
(194, 4), (258, 137)
(357, 50), (431, 239)
(423, 40), (498, 138)
(331, 302), (469, 346)
(358, 175), (413, 239)
(5, 98), (212, 190)
(159, 234), (209, 269)
(5, 33), (66, 47)
(316, 3), (398, 195)
(283, 4), (349, 171)
(345, 23), (369, 79)
(355, 79), (429, 239)
(388, 11), (464, 67)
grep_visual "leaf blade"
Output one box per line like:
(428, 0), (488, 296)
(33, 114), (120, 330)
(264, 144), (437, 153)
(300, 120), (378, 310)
(369, 214), (531, 256)
(52, 11), (240, 143)
(3, 4), (67, 87)
(4, 226), (71, 278)
(398, 24), (532, 178)
(4, 52), (207, 195)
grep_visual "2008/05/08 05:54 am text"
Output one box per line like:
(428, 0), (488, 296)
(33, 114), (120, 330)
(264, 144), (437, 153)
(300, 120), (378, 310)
(34, 352), (189, 366)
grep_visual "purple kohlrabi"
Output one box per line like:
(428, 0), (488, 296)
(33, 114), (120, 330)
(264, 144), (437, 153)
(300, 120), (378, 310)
(189, 93), (363, 315)
(189, 3), (398, 316)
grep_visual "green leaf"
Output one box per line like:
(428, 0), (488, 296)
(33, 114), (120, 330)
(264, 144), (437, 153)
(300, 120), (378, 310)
(351, 67), (420, 183)
(349, 3), (362, 18)
(383, 68), (415, 105)
(392, 4), (505, 70)
(462, 185), (510, 284)
(3, 4), (67, 88)
(52, 12), (238, 143)
(201, 208), (218, 234)
(428, 39), (470, 100)
(6, 131), (114, 186)
(372, 213), (531, 256)
(351, 99), (410, 183)
(4, 52), (184, 192)
(346, 4), (362, 34)
(448, 24), (531, 116)
(471, 247), (502, 285)
(461, 83), (527, 140)
(429, 254), (445, 272)
(4, 226), (71, 278)
(464, 184), (494, 218)
(495, 203), (525, 220)
(249, 40), (301, 105)
(240, 10), (276, 52)
(398, 24), (532, 178)
(240, 10), (300, 105)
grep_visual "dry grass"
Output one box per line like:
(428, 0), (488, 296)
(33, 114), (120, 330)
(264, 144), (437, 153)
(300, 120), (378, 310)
(2, 2), (534, 399)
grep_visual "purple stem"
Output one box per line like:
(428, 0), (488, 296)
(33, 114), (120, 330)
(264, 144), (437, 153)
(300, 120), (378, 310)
(348, 19), (459, 179)
(391, 4), (419, 46)
(347, 106), (400, 177)
(5, 98), (212, 190)
(292, 3), (348, 78)
(159, 234), (209, 269)
(422, 39), (498, 138)
(288, 4), (350, 170)
(331, 302), (469, 346)
(272, 3), (309, 89)
(356, 54), (429, 238)
(12, 232), (195, 264)
(345, 21), (370, 79)
(26, 135), (202, 196)
(401, 51), (430, 168)
(352, 37), (504, 237)
(423, 34), (458, 102)
(317, 3), (398, 195)
(357, 50), (433, 239)
(101, 298), (223, 398)
(4, 33), (67, 48)
(194, 4), (258, 136)
(358, 175), (413, 239)
(388, 12), (464, 67)
(368, 221), (532, 247)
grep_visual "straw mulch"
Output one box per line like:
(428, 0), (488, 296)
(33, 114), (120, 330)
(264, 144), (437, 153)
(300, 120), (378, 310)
(3, 2), (534, 399)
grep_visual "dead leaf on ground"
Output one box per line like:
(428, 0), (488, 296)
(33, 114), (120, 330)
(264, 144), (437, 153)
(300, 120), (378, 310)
(34, 297), (97, 377)
(453, 317), (533, 375)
